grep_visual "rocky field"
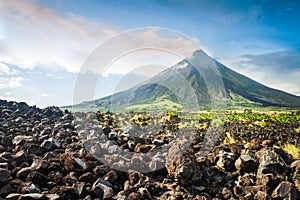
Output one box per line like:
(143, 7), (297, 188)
(1, 99), (300, 199)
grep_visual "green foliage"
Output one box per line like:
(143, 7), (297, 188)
(224, 110), (299, 123)
(282, 144), (300, 159)
(244, 109), (253, 114)
(164, 110), (300, 125)
(75, 116), (83, 122)
(253, 120), (266, 127)
(223, 132), (236, 144)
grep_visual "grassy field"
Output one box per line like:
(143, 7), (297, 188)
(87, 109), (300, 159)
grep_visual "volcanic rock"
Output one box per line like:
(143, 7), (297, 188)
(291, 160), (300, 191)
(19, 193), (47, 200)
(1, 100), (300, 199)
(272, 181), (300, 199)
(235, 154), (258, 173)
(0, 168), (11, 183)
(20, 182), (41, 194)
(256, 148), (287, 179)
(166, 149), (201, 186)
(216, 150), (237, 171)
(254, 191), (271, 200)
(92, 178), (114, 199)
(17, 167), (33, 180)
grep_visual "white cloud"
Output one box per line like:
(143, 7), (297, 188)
(0, 95), (15, 102)
(8, 77), (24, 88)
(218, 53), (300, 96)
(265, 71), (300, 96)
(175, 61), (188, 69)
(104, 49), (181, 76)
(40, 93), (49, 97)
(0, 63), (18, 75)
(5, 91), (11, 96)
(0, 1), (201, 75)
(0, 77), (24, 88)
(0, 0), (118, 72)
(46, 73), (54, 77)
(0, 84), (6, 89)
(82, 28), (201, 75)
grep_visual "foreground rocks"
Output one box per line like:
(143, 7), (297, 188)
(0, 100), (300, 199)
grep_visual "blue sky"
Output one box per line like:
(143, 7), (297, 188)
(0, 0), (300, 107)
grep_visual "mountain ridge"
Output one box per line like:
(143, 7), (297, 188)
(68, 50), (300, 111)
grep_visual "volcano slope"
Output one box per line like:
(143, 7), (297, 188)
(1, 100), (300, 199)
(69, 50), (300, 112)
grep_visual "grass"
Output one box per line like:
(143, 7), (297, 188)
(126, 98), (182, 112)
(223, 132), (236, 144)
(253, 120), (266, 127)
(75, 116), (83, 122)
(282, 143), (300, 159)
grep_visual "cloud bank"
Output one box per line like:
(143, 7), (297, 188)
(0, 0), (117, 72)
(219, 50), (300, 96)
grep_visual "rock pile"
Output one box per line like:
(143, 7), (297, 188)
(0, 100), (300, 199)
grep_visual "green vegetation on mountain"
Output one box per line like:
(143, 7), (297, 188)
(65, 50), (300, 112)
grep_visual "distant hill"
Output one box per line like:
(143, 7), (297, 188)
(67, 50), (300, 112)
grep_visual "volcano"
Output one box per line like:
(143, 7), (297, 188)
(70, 50), (300, 111)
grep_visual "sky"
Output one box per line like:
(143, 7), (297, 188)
(0, 0), (300, 107)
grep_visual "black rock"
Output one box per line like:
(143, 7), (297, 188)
(272, 181), (300, 199)
(0, 168), (11, 183)
(235, 154), (258, 173)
